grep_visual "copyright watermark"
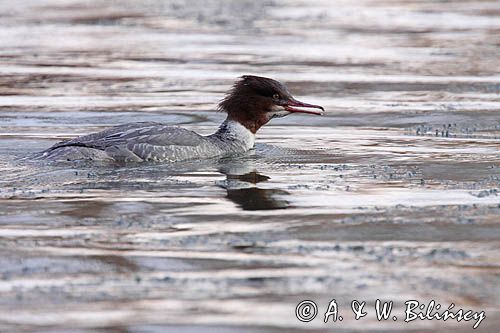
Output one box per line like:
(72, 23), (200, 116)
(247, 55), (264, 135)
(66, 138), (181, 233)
(295, 299), (486, 329)
(295, 300), (318, 322)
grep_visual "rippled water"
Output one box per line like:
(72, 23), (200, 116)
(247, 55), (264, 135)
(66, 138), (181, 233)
(0, 0), (499, 332)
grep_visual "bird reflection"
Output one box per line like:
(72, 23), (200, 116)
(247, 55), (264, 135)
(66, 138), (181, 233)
(218, 161), (290, 211)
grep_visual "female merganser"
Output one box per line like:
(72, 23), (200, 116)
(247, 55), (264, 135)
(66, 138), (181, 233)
(37, 75), (324, 163)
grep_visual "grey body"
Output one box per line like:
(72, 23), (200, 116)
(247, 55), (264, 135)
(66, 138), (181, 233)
(36, 120), (255, 163)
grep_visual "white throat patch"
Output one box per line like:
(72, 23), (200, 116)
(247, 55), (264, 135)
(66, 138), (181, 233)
(224, 120), (255, 150)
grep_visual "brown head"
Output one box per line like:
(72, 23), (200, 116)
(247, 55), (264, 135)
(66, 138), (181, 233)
(218, 75), (324, 133)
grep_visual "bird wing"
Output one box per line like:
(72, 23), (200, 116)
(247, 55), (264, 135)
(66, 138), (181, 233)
(50, 122), (207, 161)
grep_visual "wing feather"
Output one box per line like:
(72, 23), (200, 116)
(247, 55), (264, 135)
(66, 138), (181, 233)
(50, 122), (204, 150)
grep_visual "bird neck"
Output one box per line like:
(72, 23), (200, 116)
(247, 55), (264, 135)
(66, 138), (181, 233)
(208, 118), (255, 150)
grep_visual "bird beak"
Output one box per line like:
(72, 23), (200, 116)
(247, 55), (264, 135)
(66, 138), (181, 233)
(284, 98), (324, 115)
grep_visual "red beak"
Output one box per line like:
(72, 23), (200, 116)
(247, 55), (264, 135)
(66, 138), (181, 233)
(284, 98), (324, 115)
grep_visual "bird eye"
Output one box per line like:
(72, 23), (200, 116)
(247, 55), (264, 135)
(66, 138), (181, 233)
(272, 93), (280, 100)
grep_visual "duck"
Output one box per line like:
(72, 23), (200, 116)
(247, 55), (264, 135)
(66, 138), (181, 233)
(37, 75), (324, 163)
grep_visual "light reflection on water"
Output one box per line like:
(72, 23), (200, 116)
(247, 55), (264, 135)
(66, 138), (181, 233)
(0, 0), (499, 331)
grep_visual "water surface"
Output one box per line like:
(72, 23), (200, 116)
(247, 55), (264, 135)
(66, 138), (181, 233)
(0, 0), (499, 332)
